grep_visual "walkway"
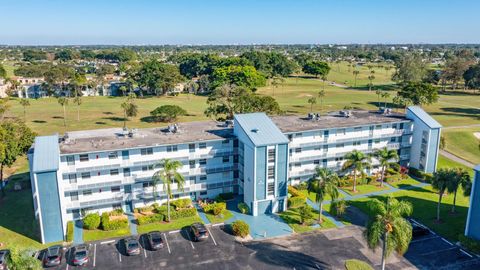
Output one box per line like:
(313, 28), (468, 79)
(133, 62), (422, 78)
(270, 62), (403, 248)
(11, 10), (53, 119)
(440, 149), (475, 168)
(305, 199), (345, 228)
(125, 205), (138, 236)
(194, 203), (211, 225)
(73, 220), (84, 244)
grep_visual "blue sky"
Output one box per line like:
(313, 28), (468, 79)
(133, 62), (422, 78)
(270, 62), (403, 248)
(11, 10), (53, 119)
(1, 0), (479, 45)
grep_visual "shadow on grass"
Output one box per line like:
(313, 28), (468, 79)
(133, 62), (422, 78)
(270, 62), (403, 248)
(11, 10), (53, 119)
(435, 107), (480, 119)
(102, 116), (126, 122)
(32, 120), (47, 123)
(95, 121), (106, 125)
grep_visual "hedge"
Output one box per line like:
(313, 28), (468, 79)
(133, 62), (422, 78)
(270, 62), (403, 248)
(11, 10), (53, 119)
(110, 208), (124, 216)
(137, 213), (164, 225)
(83, 213), (101, 230)
(232, 220), (249, 238)
(66, 221), (74, 242)
(154, 204), (175, 215)
(203, 202), (226, 214)
(237, 202), (249, 214)
(288, 196), (306, 209)
(169, 207), (197, 220)
(218, 192), (234, 201)
(101, 212), (128, 231)
(170, 198), (192, 209)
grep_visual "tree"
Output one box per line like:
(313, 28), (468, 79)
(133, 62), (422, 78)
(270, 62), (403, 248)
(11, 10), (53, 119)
(308, 167), (339, 224)
(318, 90), (326, 111)
(353, 70), (360, 87)
(367, 75), (375, 91)
(120, 93), (138, 129)
(54, 49), (80, 62)
(392, 53), (427, 84)
(373, 148), (399, 187)
(210, 65), (266, 91)
(270, 76), (284, 96)
(448, 168), (472, 213)
(342, 150), (371, 193)
(442, 55), (475, 90)
(241, 51), (297, 78)
(7, 247), (43, 270)
(381, 92), (391, 108)
(0, 121), (35, 196)
(57, 97), (69, 132)
(431, 169), (456, 221)
(396, 82), (438, 107)
(150, 105), (187, 122)
(0, 98), (10, 121)
(152, 159), (185, 222)
(375, 89), (382, 108)
(365, 196), (413, 270)
(463, 63), (480, 90)
(307, 97), (317, 113)
(298, 205), (314, 226)
(22, 49), (48, 62)
(302, 61), (330, 78)
(73, 96), (82, 121)
(19, 98), (30, 121)
(0, 64), (6, 78)
(134, 60), (184, 96)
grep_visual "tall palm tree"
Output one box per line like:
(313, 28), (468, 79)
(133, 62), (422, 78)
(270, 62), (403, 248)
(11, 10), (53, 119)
(57, 97), (69, 132)
(373, 148), (399, 187)
(381, 92), (390, 108)
(307, 167), (339, 224)
(73, 96), (82, 121)
(448, 168), (472, 213)
(307, 97), (317, 112)
(152, 159), (185, 222)
(353, 70), (360, 87)
(365, 195), (413, 270)
(375, 89), (382, 108)
(367, 75), (375, 91)
(120, 92), (138, 129)
(318, 90), (325, 111)
(431, 169), (456, 221)
(19, 98), (30, 121)
(342, 150), (371, 193)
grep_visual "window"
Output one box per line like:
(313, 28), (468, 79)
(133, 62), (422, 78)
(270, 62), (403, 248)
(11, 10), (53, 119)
(189, 143), (195, 151)
(314, 146), (321, 151)
(111, 186), (121, 192)
(353, 141), (361, 146)
(295, 133), (302, 137)
(200, 191), (207, 196)
(112, 203), (122, 209)
(390, 137), (396, 143)
(288, 134), (293, 141)
(189, 176), (196, 182)
(140, 148), (153, 156)
(222, 139), (229, 144)
(375, 125), (382, 129)
(392, 123), (397, 129)
(222, 156), (230, 163)
(199, 159), (206, 165)
(68, 174), (77, 184)
(268, 167), (275, 179)
(294, 148), (301, 153)
(336, 129), (346, 135)
(81, 172), (90, 179)
(336, 143), (344, 148)
(108, 151), (118, 159)
(268, 149), (275, 162)
(70, 192), (78, 201)
(335, 157), (344, 161)
(122, 150), (129, 159)
(142, 182), (153, 188)
(189, 160), (195, 169)
(199, 143), (207, 149)
(123, 168), (131, 177)
(267, 183), (275, 196)
(142, 165), (154, 171)
(79, 154), (89, 162)
(200, 175), (207, 181)
(66, 155), (75, 165)
(110, 169), (119, 176)
(294, 163), (301, 167)
(374, 139), (380, 144)
(167, 145), (178, 152)
(314, 160), (320, 165)
(83, 190), (92, 196)
(354, 127), (362, 131)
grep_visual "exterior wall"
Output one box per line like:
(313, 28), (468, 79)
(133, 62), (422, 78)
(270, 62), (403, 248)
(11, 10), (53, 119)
(465, 166), (480, 240)
(36, 171), (64, 243)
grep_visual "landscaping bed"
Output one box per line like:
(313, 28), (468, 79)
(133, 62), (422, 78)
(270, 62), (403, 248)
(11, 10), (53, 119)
(340, 184), (390, 196)
(82, 209), (130, 242)
(280, 207), (336, 233)
(199, 198), (234, 224)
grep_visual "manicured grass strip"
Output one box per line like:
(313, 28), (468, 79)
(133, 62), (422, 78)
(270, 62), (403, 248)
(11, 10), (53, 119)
(345, 259), (374, 270)
(83, 227), (131, 242)
(388, 177), (423, 189)
(137, 216), (204, 234)
(298, 189), (345, 202)
(341, 184), (390, 196)
(66, 221), (74, 242)
(205, 209), (234, 224)
(437, 154), (475, 175)
(443, 127), (480, 165)
(279, 207), (336, 233)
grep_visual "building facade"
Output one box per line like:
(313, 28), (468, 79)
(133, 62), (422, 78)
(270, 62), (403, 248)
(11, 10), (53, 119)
(29, 106), (441, 243)
(465, 165), (480, 240)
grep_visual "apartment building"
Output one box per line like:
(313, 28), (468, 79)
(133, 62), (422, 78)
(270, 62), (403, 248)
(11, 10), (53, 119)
(29, 106), (441, 243)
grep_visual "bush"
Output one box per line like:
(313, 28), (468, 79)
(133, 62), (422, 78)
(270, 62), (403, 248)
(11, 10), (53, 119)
(288, 186), (303, 197)
(238, 202), (250, 214)
(150, 105), (187, 122)
(331, 199), (348, 217)
(66, 221), (74, 242)
(337, 176), (353, 187)
(83, 213), (101, 230)
(365, 176), (374, 184)
(409, 167), (424, 179)
(288, 196), (306, 209)
(459, 235), (480, 253)
(218, 192), (235, 201)
(213, 205), (224, 216)
(298, 205), (314, 225)
(136, 205), (154, 214)
(386, 168), (398, 176)
(214, 195), (226, 203)
(169, 208), (197, 220)
(203, 202), (226, 214)
(110, 208), (124, 216)
(389, 163), (401, 172)
(345, 259), (374, 270)
(170, 198), (192, 210)
(232, 220), (250, 238)
(137, 213), (164, 225)
(424, 173), (434, 183)
(154, 204), (174, 215)
(295, 182), (308, 191)
(101, 212), (128, 231)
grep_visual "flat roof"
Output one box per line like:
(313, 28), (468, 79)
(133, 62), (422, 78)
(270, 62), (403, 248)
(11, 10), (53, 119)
(59, 120), (233, 154)
(234, 113), (289, 146)
(407, 106), (442, 129)
(271, 110), (408, 133)
(33, 135), (60, 173)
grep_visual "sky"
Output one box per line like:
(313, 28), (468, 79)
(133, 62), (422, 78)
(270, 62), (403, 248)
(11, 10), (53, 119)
(1, 0), (479, 45)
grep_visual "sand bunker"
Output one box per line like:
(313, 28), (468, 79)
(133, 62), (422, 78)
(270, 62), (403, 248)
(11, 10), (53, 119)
(474, 132), (480, 140)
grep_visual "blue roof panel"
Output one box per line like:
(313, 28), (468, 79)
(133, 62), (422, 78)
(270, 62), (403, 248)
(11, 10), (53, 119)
(33, 135), (60, 173)
(234, 113), (289, 146)
(407, 106), (442, 129)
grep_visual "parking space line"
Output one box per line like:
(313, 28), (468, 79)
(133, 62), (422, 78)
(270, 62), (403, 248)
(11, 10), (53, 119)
(207, 227), (217, 246)
(441, 238), (453, 246)
(411, 236), (439, 243)
(66, 263), (69, 270)
(143, 237), (148, 258)
(169, 230), (181, 234)
(212, 223), (224, 227)
(420, 247), (457, 256)
(185, 231), (195, 249)
(118, 252), (122, 262)
(93, 244), (96, 267)
(163, 233), (171, 254)
(460, 249), (473, 258)
(101, 240), (115, 245)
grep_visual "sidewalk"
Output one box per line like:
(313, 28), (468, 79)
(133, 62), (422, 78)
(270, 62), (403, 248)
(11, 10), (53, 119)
(73, 220), (84, 244)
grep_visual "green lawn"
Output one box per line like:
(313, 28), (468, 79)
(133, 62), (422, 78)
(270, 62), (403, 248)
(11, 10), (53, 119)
(345, 259), (374, 270)
(388, 177), (423, 189)
(137, 215), (204, 234)
(204, 209), (234, 224)
(297, 189), (345, 202)
(341, 184), (390, 196)
(83, 227), (131, 242)
(442, 127), (480, 165)
(437, 154), (475, 175)
(279, 207), (336, 233)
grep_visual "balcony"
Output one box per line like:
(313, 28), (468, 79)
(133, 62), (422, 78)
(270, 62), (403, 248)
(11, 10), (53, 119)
(65, 193), (131, 210)
(63, 176), (136, 192)
(387, 143), (400, 150)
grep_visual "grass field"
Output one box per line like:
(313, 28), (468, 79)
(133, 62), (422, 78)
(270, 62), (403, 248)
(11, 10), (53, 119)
(437, 155), (475, 175)
(443, 127), (480, 165)
(388, 177), (423, 189)
(341, 183), (390, 196)
(136, 215), (204, 234)
(83, 227), (131, 242)
(205, 209), (234, 224)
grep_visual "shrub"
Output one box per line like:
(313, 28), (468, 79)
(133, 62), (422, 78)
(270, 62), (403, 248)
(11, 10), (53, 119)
(331, 199), (348, 217)
(298, 205), (314, 225)
(101, 212), (128, 231)
(137, 213), (164, 225)
(295, 182), (308, 191)
(424, 173), (434, 183)
(288, 186), (303, 197)
(66, 221), (74, 242)
(154, 204), (174, 215)
(365, 176), (374, 184)
(110, 208), (124, 216)
(288, 196), (306, 209)
(83, 213), (101, 230)
(203, 202), (226, 214)
(169, 208), (197, 220)
(170, 198), (192, 210)
(389, 162), (401, 172)
(150, 105), (187, 122)
(136, 205), (154, 214)
(232, 220), (250, 238)
(219, 192), (235, 201)
(459, 235), (480, 253)
(409, 167), (424, 179)
(345, 259), (374, 270)
(215, 195), (226, 203)
(213, 205), (224, 216)
(237, 202), (250, 214)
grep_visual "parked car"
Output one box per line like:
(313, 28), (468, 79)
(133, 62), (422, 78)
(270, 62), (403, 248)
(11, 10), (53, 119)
(190, 222), (209, 242)
(408, 218), (429, 237)
(72, 244), (89, 266)
(147, 231), (164, 250)
(43, 245), (63, 267)
(0, 250), (10, 270)
(123, 237), (141, 256)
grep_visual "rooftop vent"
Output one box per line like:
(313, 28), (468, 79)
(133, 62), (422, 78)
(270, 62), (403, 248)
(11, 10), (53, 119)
(168, 124), (179, 133)
(379, 107), (392, 115)
(224, 120), (234, 127)
(339, 110), (352, 118)
(251, 128), (259, 133)
(307, 112), (321, 121)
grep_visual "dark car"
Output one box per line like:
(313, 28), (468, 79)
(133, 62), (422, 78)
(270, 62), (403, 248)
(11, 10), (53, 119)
(43, 245), (63, 267)
(190, 222), (209, 242)
(408, 218), (430, 237)
(72, 244), (89, 266)
(0, 250), (10, 270)
(123, 237), (141, 256)
(147, 231), (164, 250)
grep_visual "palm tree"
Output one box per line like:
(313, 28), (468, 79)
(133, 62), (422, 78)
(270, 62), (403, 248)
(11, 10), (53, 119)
(375, 89), (382, 108)
(19, 98), (30, 121)
(365, 195), (413, 270)
(353, 70), (360, 87)
(448, 168), (472, 213)
(308, 167), (339, 224)
(120, 92), (138, 129)
(307, 97), (317, 112)
(373, 148), (399, 187)
(152, 159), (185, 222)
(321, 74), (327, 90)
(73, 96), (82, 121)
(367, 75), (375, 91)
(381, 92), (390, 108)
(431, 169), (456, 221)
(57, 97), (69, 132)
(318, 90), (325, 111)
(342, 150), (371, 193)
